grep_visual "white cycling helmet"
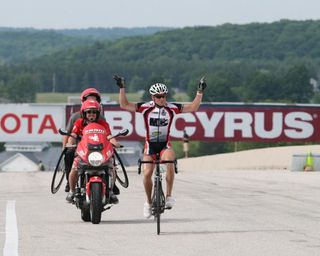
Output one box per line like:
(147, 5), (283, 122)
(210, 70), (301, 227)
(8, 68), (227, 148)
(149, 83), (168, 95)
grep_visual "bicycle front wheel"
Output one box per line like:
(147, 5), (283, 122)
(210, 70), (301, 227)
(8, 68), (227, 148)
(51, 148), (67, 194)
(155, 177), (161, 235)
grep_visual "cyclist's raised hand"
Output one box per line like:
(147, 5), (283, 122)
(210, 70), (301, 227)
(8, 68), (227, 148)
(198, 76), (207, 92)
(113, 74), (125, 88)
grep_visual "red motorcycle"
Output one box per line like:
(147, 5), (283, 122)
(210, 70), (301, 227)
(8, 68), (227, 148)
(58, 123), (129, 224)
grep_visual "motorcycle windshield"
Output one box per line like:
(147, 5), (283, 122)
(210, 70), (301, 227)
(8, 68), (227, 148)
(77, 123), (114, 163)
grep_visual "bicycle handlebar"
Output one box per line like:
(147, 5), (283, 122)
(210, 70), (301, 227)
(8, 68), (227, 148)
(138, 159), (178, 174)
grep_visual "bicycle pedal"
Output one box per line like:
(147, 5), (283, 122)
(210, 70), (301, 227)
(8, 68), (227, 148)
(102, 205), (113, 212)
(67, 199), (76, 204)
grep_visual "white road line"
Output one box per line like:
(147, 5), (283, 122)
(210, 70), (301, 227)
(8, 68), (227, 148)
(3, 200), (18, 256)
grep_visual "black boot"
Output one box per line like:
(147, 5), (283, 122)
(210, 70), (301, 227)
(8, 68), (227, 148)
(113, 183), (120, 195)
(109, 194), (119, 204)
(65, 182), (70, 192)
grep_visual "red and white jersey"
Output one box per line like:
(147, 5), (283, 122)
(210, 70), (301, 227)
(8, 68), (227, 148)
(136, 101), (183, 142)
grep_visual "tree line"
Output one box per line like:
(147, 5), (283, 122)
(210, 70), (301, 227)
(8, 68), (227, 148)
(0, 19), (319, 104)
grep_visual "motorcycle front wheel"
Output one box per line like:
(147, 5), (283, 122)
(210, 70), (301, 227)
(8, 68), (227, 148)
(90, 182), (103, 224)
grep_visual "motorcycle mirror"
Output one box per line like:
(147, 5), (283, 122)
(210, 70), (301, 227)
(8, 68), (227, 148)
(120, 129), (129, 136)
(58, 128), (69, 136)
(58, 128), (79, 140)
(109, 129), (129, 140)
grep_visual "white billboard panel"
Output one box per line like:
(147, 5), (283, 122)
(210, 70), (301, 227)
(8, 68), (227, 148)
(0, 104), (65, 142)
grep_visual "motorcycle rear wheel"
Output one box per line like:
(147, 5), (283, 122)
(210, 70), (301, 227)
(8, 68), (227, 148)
(51, 148), (67, 194)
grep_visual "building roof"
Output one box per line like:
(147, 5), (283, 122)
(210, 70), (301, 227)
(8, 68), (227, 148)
(0, 146), (62, 172)
(0, 153), (39, 172)
(0, 141), (142, 172)
(5, 142), (50, 152)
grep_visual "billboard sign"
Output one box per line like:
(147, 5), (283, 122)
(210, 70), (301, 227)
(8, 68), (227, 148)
(0, 104), (65, 142)
(1, 103), (319, 142)
(67, 103), (320, 142)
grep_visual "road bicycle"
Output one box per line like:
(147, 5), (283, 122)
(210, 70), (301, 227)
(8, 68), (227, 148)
(138, 153), (177, 235)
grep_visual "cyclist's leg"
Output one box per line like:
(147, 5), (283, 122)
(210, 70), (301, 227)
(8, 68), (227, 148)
(161, 148), (176, 197)
(143, 154), (154, 204)
(68, 157), (79, 193)
(143, 141), (157, 204)
(66, 156), (79, 202)
(64, 147), (75, 180)
(64, 147), (75, 192)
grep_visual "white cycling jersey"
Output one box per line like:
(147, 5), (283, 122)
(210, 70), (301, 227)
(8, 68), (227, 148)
(136, 101), (183, 142)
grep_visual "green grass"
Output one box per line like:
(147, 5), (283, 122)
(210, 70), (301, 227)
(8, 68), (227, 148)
(36, 93), (79, 103)
(173, 92), (190, 102)
(36, 92), (189, 103)
(36, 92), (144, 103)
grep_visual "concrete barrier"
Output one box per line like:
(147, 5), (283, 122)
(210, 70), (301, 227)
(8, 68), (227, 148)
(291, 153), (320, 171)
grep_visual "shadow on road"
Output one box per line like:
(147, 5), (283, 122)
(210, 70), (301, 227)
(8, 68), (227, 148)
(162, 229), (294, 236)
(99, 217), (212, 225)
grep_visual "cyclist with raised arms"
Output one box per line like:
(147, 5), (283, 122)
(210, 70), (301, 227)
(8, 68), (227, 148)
(113, 75), (207, 218)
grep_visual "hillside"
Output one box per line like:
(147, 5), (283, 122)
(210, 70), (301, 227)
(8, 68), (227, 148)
(0, 30), (91, 64)
(57, 27), (174, 40)
(0, 27), (172, 64)
(19, 20), (320, 96)
(0, 20), (319, 105)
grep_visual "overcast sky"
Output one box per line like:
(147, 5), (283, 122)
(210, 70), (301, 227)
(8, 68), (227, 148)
(0, 0), (319, 29)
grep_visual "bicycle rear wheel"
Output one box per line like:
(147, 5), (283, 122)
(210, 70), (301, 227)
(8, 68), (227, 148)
(114, 150), (129, 188)
(51, 148), (67, 194)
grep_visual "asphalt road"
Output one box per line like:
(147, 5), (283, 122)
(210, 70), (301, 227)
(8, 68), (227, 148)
(1, 169), (320, 256)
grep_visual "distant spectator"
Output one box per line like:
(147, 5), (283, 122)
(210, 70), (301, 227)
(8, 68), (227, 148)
(183, 129), (189, 158)
(38, 160), (45, 171)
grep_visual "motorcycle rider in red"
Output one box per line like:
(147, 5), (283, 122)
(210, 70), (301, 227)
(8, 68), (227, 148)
(113, 74), (207, 218)
(66, 99), (121, 204)
(63, 88), (103, 192)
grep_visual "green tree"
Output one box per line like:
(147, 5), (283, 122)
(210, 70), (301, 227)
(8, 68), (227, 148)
(128, 75), (144, 93)
(245, 70), (283, 101)
(311, 92), (320, 103)
(0, 81), (9, 102)
(171, 140), (233, 158)
(282, 63), (312, 103)
(7, 73), (37, 103)
(188, 72), (239, 102)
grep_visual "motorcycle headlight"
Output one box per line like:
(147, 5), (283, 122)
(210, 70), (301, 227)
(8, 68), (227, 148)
(88, 152), (103, 166)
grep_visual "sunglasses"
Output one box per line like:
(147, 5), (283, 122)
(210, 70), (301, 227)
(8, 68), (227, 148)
(85, 110), (98, 114)
(154, 94), (167, 99)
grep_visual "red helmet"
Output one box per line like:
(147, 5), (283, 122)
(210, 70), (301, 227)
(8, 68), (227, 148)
(81, 99), (101, 121)
(80, 88), (101, 103)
